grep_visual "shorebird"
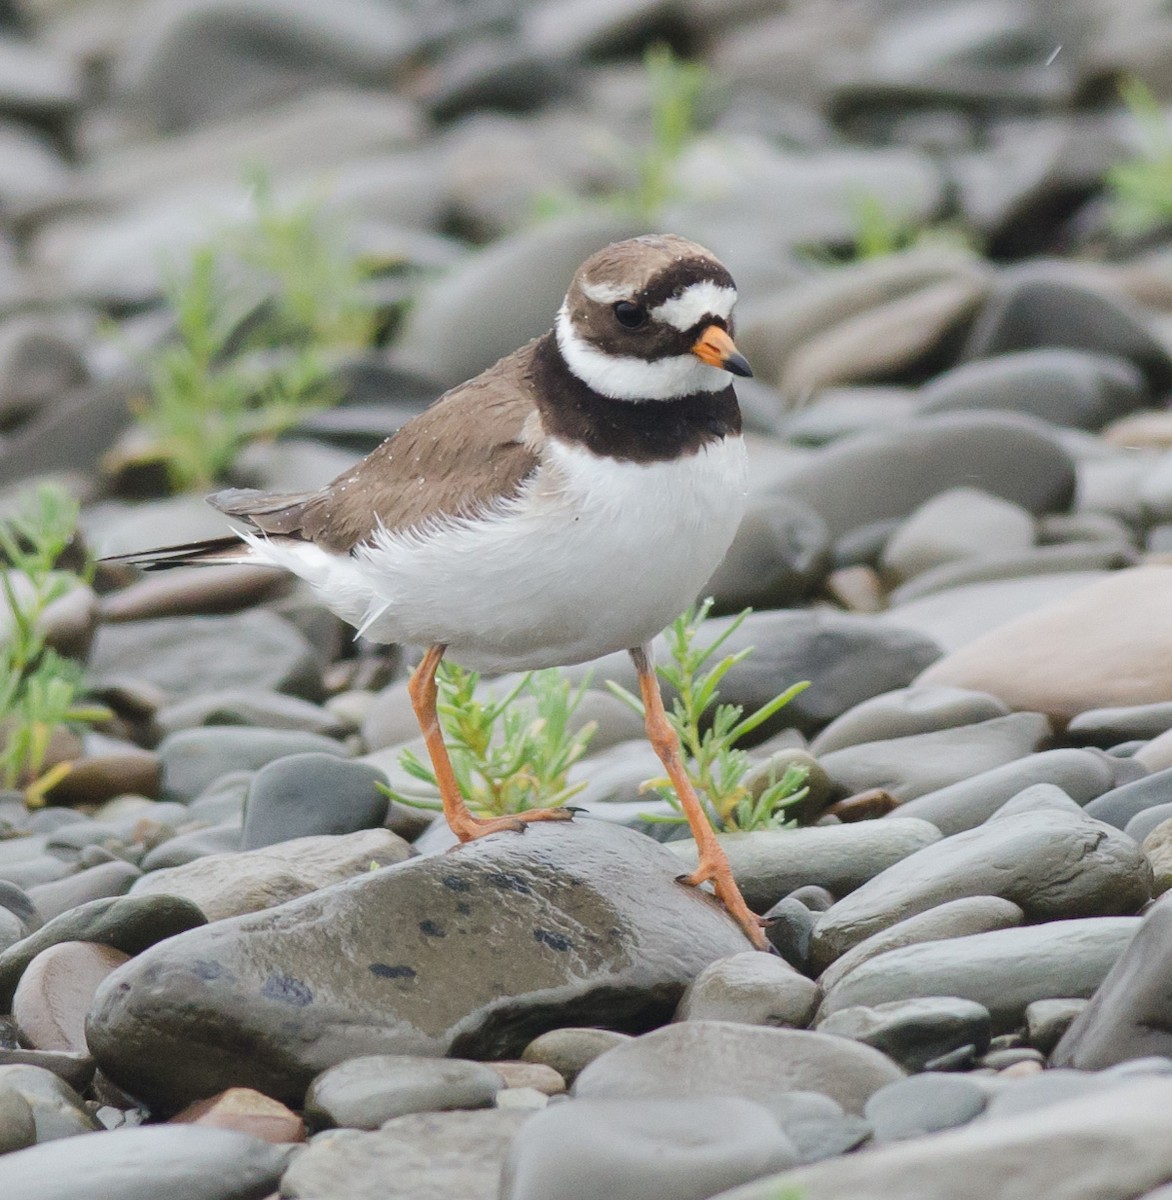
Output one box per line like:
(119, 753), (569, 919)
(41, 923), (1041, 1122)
(114, 234), (766, 948)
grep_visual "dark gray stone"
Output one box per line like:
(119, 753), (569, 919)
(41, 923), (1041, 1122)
(0, 894), (207, 1008)
(305, 1055), (502, 1130)
(586, 609), (942, 739)
(25, 861), (141, 922)
(0, 1085), (34, 1153)
(669, 819), (941, 914)
(281, 1109), (528, 1200)
(773, 412), (1076, 540)
(86, 821), (753, 1109)
(1068, 703), (1172, 748)
(811, 811), (1151, 968)
(500, 1096), (798, 1200)
(1084, 768), (1172, 830)
(703, 493), (830, 611)
(817, 712), (1051, 804)
(963, 266), (1172, 391)
(0, 1125), (290, 1199)
(572, 1021), (903, 1117)
(819, 918), (1140, 1033)
(139, 821), (243, 870)
(818, 996), (991, 1073)
(1053, 896), (1172, 1070)
(158, 727), (349, 800)
(892, 749), (1130, 835)
(241, 753), (389, 849)
(762, 897), (817, 971)
(0, 882), (37, 934)
(863, 1074), (987, 1143)
(917, 349), (1146, 430)
(811, 686), (1010, 755)
(88, 611), (322, 703)
(818, 896), (1025, 995)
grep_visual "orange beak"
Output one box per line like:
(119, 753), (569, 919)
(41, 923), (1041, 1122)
(691, 324), (753, 377)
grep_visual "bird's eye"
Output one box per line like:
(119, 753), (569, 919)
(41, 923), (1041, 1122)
(613, 301), (648, 329)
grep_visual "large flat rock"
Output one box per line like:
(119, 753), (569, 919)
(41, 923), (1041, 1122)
(87, 820), (752, 1109)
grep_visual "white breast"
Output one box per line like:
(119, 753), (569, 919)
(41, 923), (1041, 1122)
(249, 437), (748, 673)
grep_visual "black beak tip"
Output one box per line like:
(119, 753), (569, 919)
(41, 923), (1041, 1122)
(724, 352), (753, 379)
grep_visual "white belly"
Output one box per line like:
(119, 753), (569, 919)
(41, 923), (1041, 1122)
(249, 437), (748, 672)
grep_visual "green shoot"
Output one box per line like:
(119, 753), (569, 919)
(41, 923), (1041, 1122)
(633, 44), (708, 219)
(131, 177), (378, 492)
(381, 664), (597, 818)
(0, 486), (109, 801)
(1106, 77), (1172, 235)
(608, 600), (810, 832)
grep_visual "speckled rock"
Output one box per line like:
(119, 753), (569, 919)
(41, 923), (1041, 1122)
(87, 821), (754, 1109)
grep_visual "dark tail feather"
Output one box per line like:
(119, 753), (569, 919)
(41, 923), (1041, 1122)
(101, 536), (256, 572)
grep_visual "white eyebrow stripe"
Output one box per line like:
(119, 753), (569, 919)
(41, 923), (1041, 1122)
(579, 278), (631, 304)
(651, 281), (737, 332)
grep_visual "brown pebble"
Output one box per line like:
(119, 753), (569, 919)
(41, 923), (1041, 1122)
(998, 1060), (1044, 1079)
(43, 747), (162, 806)
(825, 788), (900, 822)
(171, 1087), (306, 1143)
(12, 941), (130, 1053)
(825, 566), (886, 613)
(488, 1061), (567, 1095)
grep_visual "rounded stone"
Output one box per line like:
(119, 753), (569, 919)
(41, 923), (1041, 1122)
(915, 565), (1172, 723)
(170, 1087), (306, 1144)
(674, 952), (820, 1028)
(811, 810), (1151, 968)
(817, 996), (991, 1072)
(819, 918), (1141, 1033)
(670, 819), (941, 914)
(0, 1086), (35, 1154)
(573, 1021), (903, 1117)
(12, 942), (130, 1054)
(305, 1055), (503, 1129)
(817, 897), (1025, 996)
(521, 1028), (632, 1084)
(811, 686), (1010, 755)
(500, 1095), (798, 1200)
(864, 1073), (987, 1143)
(241, 753), (389, 849)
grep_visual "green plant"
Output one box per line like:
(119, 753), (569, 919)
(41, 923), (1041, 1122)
(133, 178), (379, 492)
(631, 43), (708, 219)
(382, 664), (597, 818)
(608, 600), (810, 832)
(0, 486), (109, 803)
(1106, 77), (1172, 235)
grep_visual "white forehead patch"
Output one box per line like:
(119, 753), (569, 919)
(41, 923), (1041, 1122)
(579, 278), (631, 305)
(651, 281), (737, 333)
(556, 305), (729, 402)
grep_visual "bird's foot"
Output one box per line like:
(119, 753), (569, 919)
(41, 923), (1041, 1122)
(679, 857), (768, 951)
(451, 805), (576, 841)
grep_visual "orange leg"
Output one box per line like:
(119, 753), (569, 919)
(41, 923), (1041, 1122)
(407, 645), (575, 841)
(631, 645), (767, 951)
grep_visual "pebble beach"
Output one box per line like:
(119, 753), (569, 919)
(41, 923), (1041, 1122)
(5, 1), (1172, 1197)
